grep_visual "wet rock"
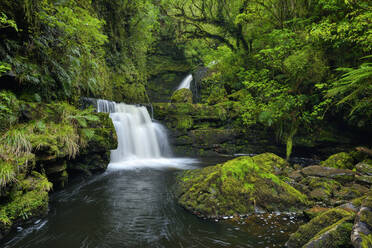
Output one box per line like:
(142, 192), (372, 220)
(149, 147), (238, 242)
(356, 175), (372, 185)
(336, 184), (369, 201)
(355, 160), (372, 176)
(351, 191), (372, 248)
(289, 170), (303, 181)
(339, 202), (360, 213)
(286, 208), (355, 248)
(301, 165), (355, 182)
(45, 160), (67, 175)
(320, 152), (354, 170)
(303, 207), (330, 219)
(309, 188), (331, 202)
(298, 176), (341, 204)
(189, 129), (239, 149)
(302, 215), (354, 248)
(171, 88), (193, 103)
(175, 153), (308, 218)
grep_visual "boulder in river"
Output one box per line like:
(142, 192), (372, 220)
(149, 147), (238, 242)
(175, 153), (309, 218)
(286, 208), (355, 248)
(320, 152), (354, 170)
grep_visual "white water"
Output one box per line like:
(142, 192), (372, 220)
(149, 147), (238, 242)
(97, 100), (197, 170)
(177, 74), (193, 90)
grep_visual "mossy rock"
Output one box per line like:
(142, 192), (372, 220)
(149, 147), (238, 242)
(304, 207), (330, 219)
(356, 160), (372, 176)
(189, 129), (239, 148)
(320, 152), (354, 170)
(153, 103), (228, 122)
(286, 208), (355, 247)
(351, 190), (372, 248)
(301, 165), (355, 183)
(113, 83), (148, 104)
(171, 88), (193, 103)
(335, 184), (369, 202)
(176, 153), (308, 218)
(206, 86), (227, 105)
(302, 216), (354, 248)
(174, 116), (193, 130)
(0, 172), (51, 238)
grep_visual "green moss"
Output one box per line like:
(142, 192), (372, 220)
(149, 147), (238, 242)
(0, 91), (20, 131)
(320, 152), (354, 170)
(359, 208), (372, 226)
(175, 116), (193, 130)
(360, 233), (372, 248)
(113, 83), (148, 104)
(352, 196), (366, 207)
(0, 172), (51, 231)
(171, 88), (193, 103)
(206, 86), (227, 105)
(176, 154), (308, 218)
(304, 216), (354, 248)
(287, 208), (354, 247)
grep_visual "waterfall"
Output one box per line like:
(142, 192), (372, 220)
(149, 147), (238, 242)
(96, 99), (197, 170)
(177, 74), (193, 90)
(97, 100), (172, 162)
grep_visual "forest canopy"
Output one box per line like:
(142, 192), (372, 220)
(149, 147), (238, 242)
(0, 0), (371, 158)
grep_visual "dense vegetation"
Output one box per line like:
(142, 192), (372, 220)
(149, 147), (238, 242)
(165, 0), (371, 158)
(0, 0), (371, 243)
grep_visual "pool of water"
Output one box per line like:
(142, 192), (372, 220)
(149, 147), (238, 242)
(1, 157), (303, 248)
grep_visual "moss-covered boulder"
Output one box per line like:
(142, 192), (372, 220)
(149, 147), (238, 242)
(0, 172), (51, 239)
(356, 160), (372, 176)
(171, 88), (193, 103)
(286, 208), (355, 247)
(175, 153), (309, 218)
(351, 190), (372, 248)
(303, 177), (341, 203)
(320, 152), (354, 170)
(301, 165), (355, 183)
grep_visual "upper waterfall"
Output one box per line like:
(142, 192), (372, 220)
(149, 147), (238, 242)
(177, 74), (193, 90)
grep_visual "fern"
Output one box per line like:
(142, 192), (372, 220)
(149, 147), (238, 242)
(327, 57), (372, 116)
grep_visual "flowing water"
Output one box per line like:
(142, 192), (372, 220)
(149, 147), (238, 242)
(0, 101), (304, 248)
(177, 74), (193, 90)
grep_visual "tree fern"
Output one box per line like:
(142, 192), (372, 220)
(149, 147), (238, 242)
(327, 56), (372, 117)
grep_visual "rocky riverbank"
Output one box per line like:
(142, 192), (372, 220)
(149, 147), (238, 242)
(174, 151), (372, 247)
(0, 96), (117, 239)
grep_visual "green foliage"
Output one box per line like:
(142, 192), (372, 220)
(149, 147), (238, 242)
(176, 0), (371, 158)
(0, 62), (10, 76)
(0, 12), (17, 31)
(327, 57), (372, 127)
(0, 161), (16, 188)
(1, 128), (32, 158)
(0, 91), (20, 131)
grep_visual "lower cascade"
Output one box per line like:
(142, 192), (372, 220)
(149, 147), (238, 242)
(97, 99), (173, 167)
